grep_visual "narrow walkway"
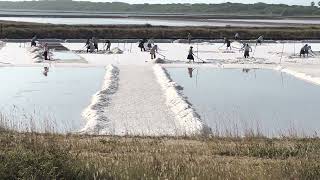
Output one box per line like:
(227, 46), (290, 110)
(0, 43), (32, 65)
(104, 65), (179, 136)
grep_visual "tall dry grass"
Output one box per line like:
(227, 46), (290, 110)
(0, 127), (320, 179)
(0, 109), (320, 179)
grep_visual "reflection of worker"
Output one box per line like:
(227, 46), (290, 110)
(43, 67), (49, 77)
(242, 68), (250, 73)
(188, 67), (195, 78)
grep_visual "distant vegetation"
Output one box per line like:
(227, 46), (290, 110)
(0, 21), (320, 40)
(0, 1), (319, 17)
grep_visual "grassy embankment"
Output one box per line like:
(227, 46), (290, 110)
(1, 127), (320, 179)
(0, 21), (320, 40)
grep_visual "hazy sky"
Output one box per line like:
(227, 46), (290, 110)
(0, 0), (311, 6)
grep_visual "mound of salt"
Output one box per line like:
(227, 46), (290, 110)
(34, 57), (43, 63)
(154, 58), (166, 64)
(110, 47), (123, 54)
(173, 39), (185, 43)
(29, 47), (42, 53)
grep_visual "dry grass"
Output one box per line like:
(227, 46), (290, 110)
(0, 128), (320, 179)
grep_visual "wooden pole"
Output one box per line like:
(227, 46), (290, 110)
(197, 43), (199, 58)
(294, 40), (296, 55)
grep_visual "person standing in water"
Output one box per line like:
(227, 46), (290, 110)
(43, 43), (49, 60)
(187, 46), (195, 63)
(256, 35), (264, 45)
(150, 45), (158, 59)
(31, 35), (37, 47)
(187, 33), (192, 44)
(243, 44), (252, 58)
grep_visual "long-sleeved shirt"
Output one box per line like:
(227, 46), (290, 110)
(150, 45), (158, 54)
(244, 45), (252, 52)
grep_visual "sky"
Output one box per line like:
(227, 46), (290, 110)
(0, 0), (311, 6)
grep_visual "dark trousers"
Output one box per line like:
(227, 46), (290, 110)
(244, 51), (250, 58)
(43, 51), (48, 60)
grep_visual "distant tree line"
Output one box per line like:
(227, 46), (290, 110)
(0, 1), (319, 16)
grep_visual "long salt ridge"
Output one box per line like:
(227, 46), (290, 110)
(153, 64), (211, 136)
(80, 65), (119, 135)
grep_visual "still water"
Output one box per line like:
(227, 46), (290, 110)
(1, 17), (319, 26)
(51, 51), (83, 61)
(0, 67), (105, 133)
(167, 68), (320, 137)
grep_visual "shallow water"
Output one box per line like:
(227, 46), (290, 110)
(51, 51), (82, 60)
(0, 67), (105, 133)
(167, 68), (320, 137)
(0, 17), (319, 26)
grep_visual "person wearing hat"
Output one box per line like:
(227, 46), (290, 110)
(187, 46), (195, 63)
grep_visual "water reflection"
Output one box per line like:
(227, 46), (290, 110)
(43, 67), (49, 77)
(0, 67), (105, 133)
(242, 68), (251, 73)
(187, 68), (195, 78)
